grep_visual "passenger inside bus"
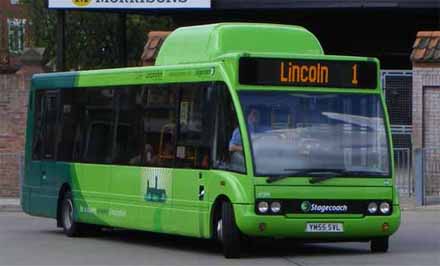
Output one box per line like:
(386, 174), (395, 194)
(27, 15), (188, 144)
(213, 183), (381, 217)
(129, 144), (155, 165)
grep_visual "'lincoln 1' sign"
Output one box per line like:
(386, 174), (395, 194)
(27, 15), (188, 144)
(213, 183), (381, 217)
(48, 0), (211, 9)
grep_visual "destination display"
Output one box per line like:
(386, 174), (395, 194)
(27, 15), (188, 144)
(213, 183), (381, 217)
(239, 57), (377, 89)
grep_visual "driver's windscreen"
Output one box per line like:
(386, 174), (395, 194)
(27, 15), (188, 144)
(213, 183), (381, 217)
(239, 91), (390, 177)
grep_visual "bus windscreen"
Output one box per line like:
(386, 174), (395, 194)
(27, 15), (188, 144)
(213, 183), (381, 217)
(239, 57), (377, 89)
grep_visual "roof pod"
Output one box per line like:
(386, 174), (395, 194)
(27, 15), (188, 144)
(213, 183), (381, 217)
(155, 23), (324, 66)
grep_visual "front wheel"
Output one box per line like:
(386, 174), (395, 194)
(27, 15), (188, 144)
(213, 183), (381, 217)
(370, 237), (389, 253)
(218, 201), (242, 258)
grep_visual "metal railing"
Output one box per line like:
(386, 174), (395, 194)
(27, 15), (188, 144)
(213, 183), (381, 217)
(414, 148), (440, 206)
(394, 148), (413, 197)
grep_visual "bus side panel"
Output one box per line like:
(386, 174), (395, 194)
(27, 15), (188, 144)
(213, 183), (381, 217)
(72, 163), (113, 227)
(171, 168), (210, 237)
(106, 166), (175, 233)
(203, 170), (254, 238)
(206, 170), (254, 205)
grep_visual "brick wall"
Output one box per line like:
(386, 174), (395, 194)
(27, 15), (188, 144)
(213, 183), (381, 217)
(0, 154), (22, 197)
(412, 67), (440, 196)
(0, 74), (27, 152)
(0, 61), (43, 197)
(0, 73), (28, 197)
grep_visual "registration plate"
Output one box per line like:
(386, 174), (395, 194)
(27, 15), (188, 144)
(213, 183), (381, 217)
(306, 223), (344, 233)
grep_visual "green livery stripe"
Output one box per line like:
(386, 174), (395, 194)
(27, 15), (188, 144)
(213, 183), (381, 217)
(32, 72), (78, 89)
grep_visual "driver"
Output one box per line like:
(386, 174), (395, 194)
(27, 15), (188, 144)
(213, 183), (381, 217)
(229, 107), (258, 152)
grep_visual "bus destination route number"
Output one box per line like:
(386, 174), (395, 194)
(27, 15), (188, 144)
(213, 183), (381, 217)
(239, 57), (377, 89)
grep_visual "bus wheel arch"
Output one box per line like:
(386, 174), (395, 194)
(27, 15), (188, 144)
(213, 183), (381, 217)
(210, 195), (243, 258)
(210, 195), (230, 240)
(56, 183), (71, 228)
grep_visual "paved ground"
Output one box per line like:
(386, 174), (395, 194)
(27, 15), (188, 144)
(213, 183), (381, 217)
(0, 210), (438, 266)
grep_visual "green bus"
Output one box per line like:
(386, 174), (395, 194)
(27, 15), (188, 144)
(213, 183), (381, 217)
(22, 23), (400, 258)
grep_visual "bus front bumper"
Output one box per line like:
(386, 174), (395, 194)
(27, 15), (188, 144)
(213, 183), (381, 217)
(233, 204), (401, 239)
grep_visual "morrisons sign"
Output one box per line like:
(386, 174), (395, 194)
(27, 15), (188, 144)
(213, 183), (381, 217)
(48, 0), (211, 9)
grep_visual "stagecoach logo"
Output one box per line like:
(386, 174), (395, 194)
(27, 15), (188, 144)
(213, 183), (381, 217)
(301, 201), (312, 212)
(301, 201), (348, 213)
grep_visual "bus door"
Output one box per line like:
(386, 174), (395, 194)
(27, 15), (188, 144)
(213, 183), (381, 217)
(40, 90), (60, 189)
(29, 89), (60, 216)
(171, 84), (214, 237)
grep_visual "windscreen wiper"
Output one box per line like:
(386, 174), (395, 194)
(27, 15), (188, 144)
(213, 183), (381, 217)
(309, 170), (388, 184)
(266, 169), (388, 184)
(309, 174), (340, 184)
(266, 169), (344, 184)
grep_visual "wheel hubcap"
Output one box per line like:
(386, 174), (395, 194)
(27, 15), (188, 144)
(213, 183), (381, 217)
(217, 219), (223, 242)
(63, 199), (73, 230)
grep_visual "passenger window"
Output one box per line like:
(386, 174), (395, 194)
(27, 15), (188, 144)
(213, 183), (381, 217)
(42, 91), (59, 160)
(58, 90), (80, 161)
(32, 91), (44, 160)
(115, 87), (142, 165)
(82, 88), (114, 163)
(140, 85), (177, 167)
(176, 84), (213, 169)
(213, 84), (245, 173)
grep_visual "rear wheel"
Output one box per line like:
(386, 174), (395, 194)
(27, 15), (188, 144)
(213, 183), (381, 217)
(218, 201), (242, 258)
(370, 237), (389, 253)
(61, 191), (83, 237)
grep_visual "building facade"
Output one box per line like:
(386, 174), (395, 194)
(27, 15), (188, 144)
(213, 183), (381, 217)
(411, 31), (440, 197)
(0, 0), (30, 70)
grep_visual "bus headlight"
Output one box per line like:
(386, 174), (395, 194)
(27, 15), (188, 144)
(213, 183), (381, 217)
(270, 201), (281, 213)
(379, 202), (390, 214)
(257, 201), (269, 213)
(368, 202), (378, 214)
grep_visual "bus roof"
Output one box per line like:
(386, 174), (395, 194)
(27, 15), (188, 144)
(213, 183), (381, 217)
(155, 23), (324, 66)
(31, 23), (380, 91)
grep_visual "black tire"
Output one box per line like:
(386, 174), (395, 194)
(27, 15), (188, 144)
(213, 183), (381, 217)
(61, 191), (83, 237)
(220, 201), (242, 258)
(370, 237), (389, 253)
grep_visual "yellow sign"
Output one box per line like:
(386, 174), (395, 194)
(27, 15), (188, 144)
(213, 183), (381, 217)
(280, 62), (329, 84)
(72, 0), (91, 7)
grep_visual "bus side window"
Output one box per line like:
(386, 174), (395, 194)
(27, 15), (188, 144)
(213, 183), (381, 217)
(141, 85), (177, 167)
(32, 91), (44, 160)
(81, 88), (114, 164)
(213, 84), (245, 173)
(58, 90), (79, 161)
(41, 91), (59, 160)
(114, 87), (142, 165)
(175, 84), (213, 169)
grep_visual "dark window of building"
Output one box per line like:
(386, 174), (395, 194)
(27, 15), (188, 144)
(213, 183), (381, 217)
(0, 20), (3, 49)
(213, 83), (245, 173)
(7, 18), (25, 54)
(176, 84), (214, 169)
